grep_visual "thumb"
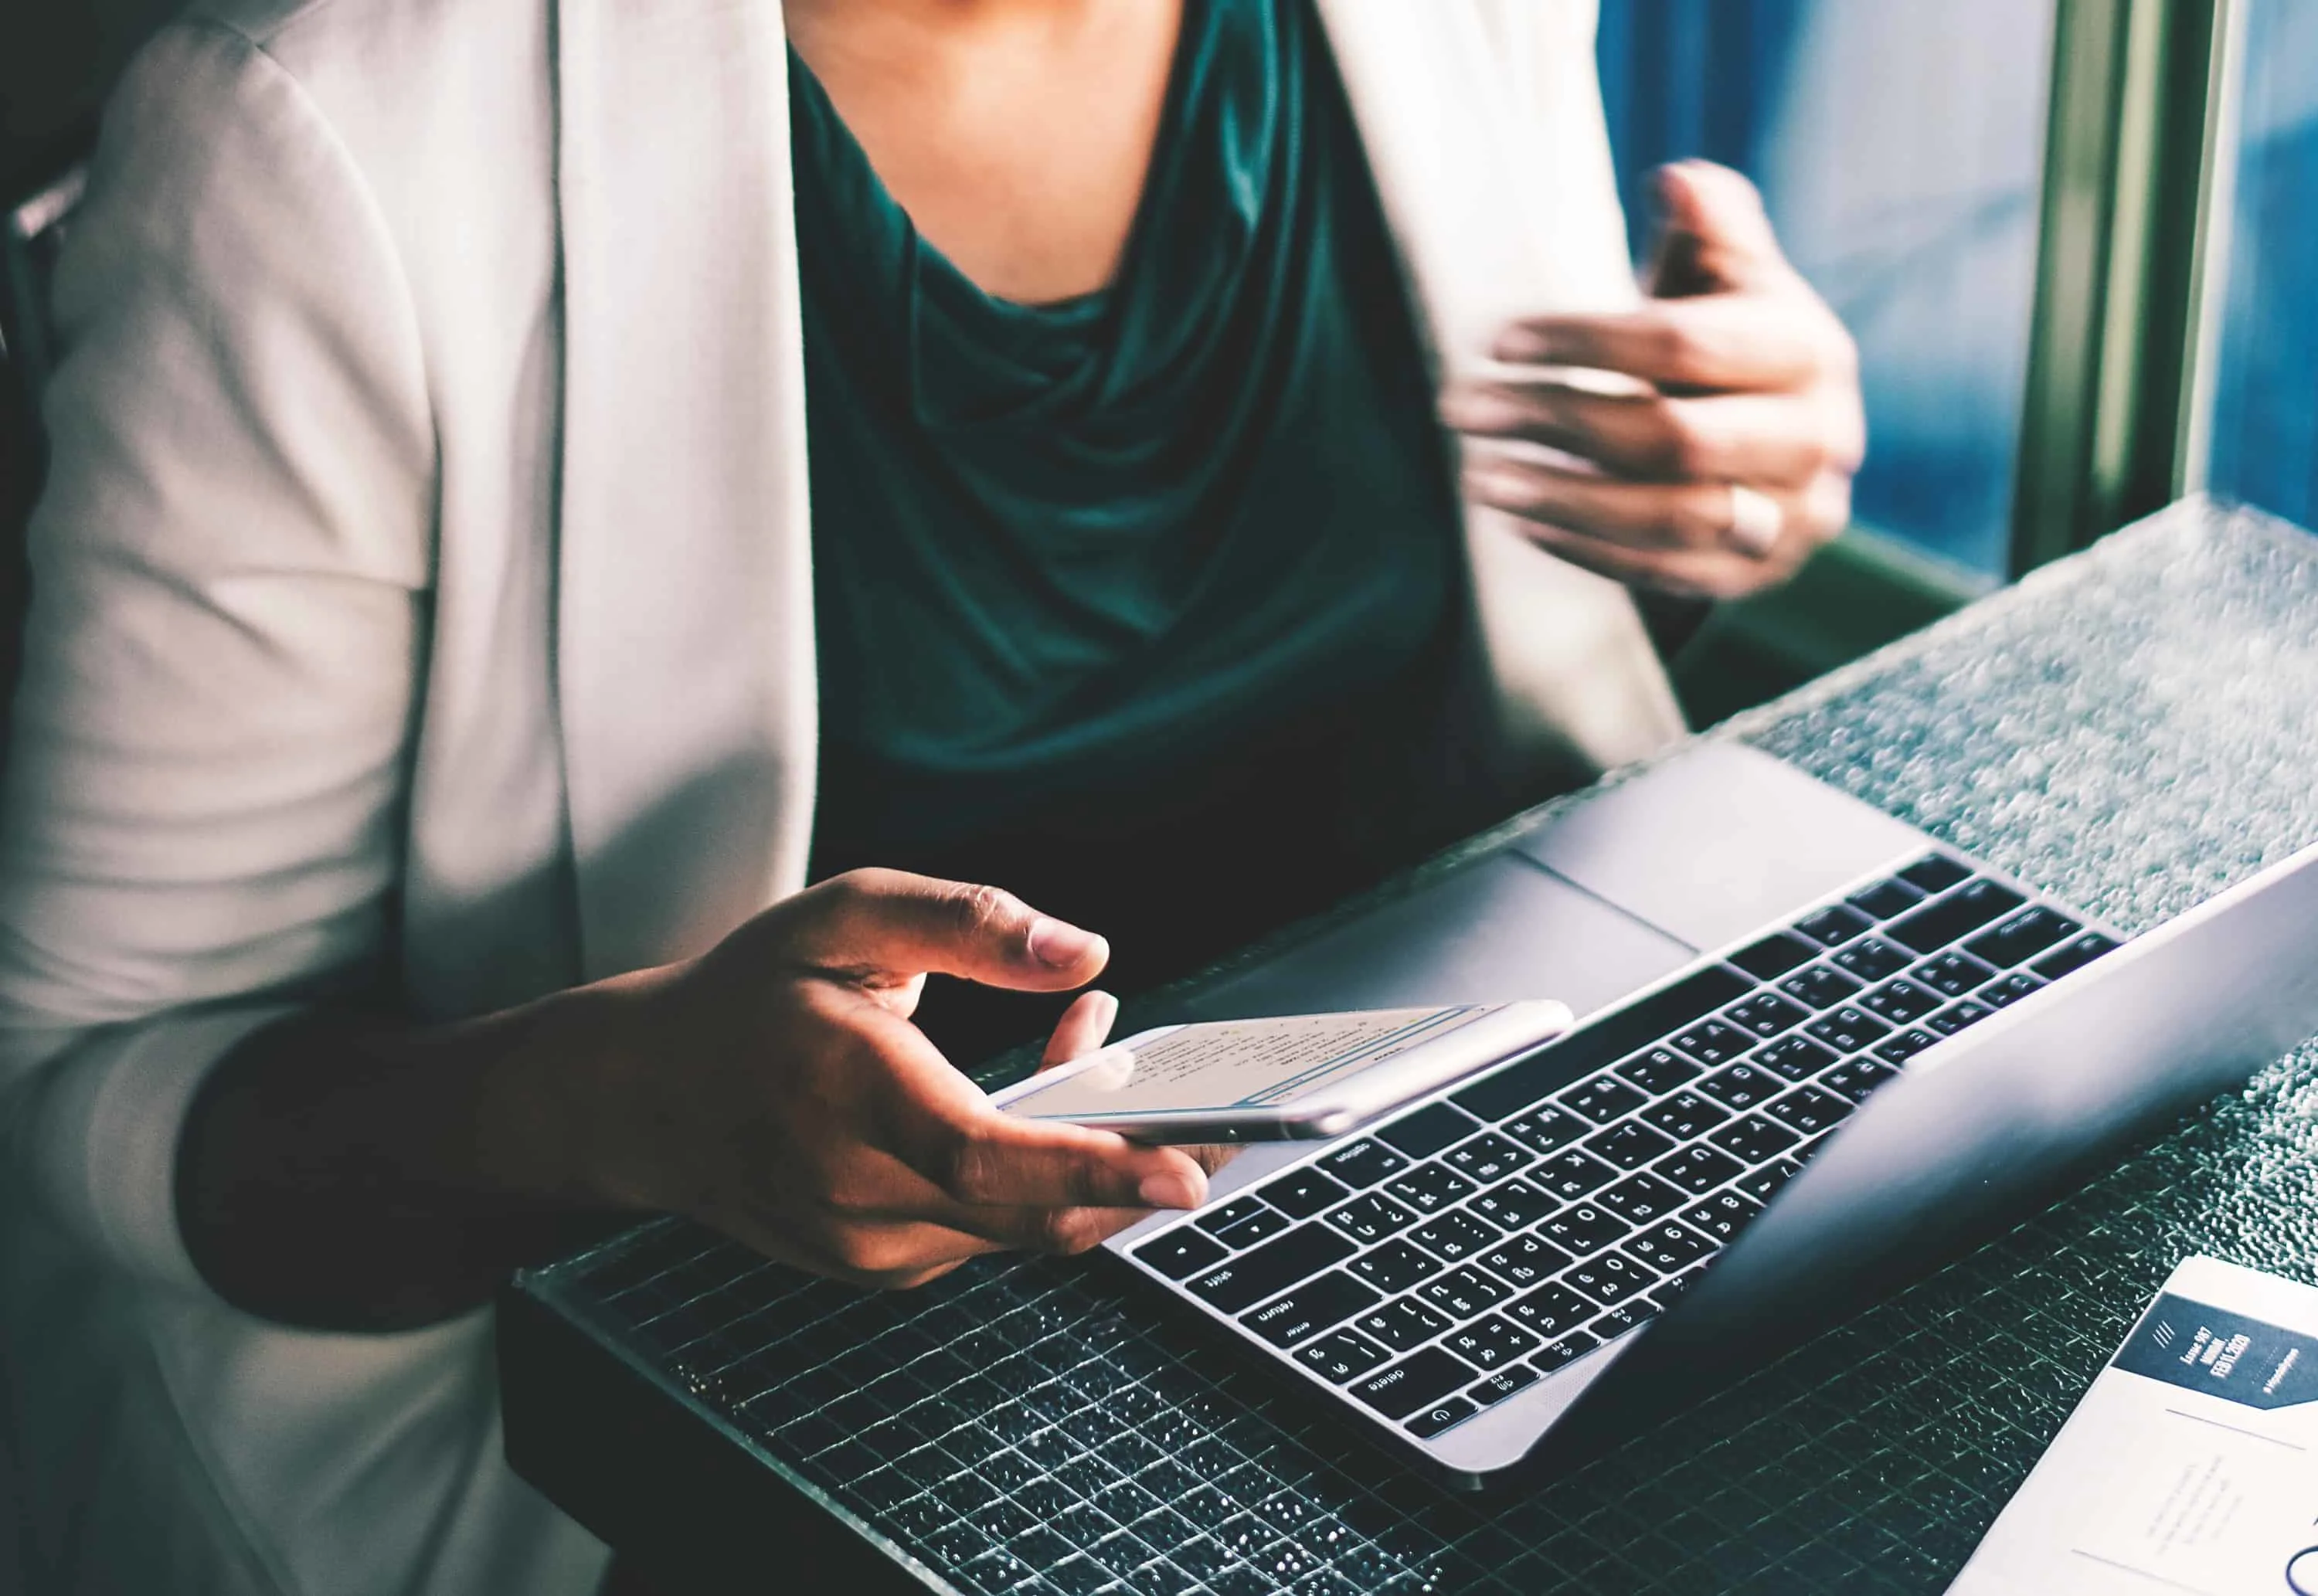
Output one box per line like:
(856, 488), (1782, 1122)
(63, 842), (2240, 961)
(785, 868), (1110, 992)
(1645, 161), (1787, 297)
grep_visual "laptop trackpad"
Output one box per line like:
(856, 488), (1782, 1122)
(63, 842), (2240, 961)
(1180, 853), (1694, 1024)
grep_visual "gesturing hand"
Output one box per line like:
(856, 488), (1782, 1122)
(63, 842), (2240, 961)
(1444, 161), (1864, 599)
(576, 869), (1214, 1289)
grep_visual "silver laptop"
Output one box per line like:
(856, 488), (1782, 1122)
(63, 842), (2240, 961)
(1106, 742), (2318, 1486)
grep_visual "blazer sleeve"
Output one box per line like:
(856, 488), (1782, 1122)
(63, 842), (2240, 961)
(0, 20), (435, 1292)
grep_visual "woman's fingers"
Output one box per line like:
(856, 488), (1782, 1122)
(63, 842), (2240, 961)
(1041, 990), (1120, 1068)
(1466, 461), (1852, 599)
(1494, 293), (1840, 394)
(1442, 382), (1861, 489)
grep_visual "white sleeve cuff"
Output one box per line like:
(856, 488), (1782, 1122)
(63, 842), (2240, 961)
(17, 1005), (297, 1294)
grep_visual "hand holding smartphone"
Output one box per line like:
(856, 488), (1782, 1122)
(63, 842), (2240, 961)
(990, 1001), (1572, 1144)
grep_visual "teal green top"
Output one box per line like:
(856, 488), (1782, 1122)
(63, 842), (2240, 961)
(796, 0), (1466, 1059)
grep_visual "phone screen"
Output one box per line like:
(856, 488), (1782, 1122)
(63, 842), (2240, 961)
(998, 1006), (1512, 1122)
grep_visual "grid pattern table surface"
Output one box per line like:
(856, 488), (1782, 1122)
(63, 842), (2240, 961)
(522, 501), (2318, 1594)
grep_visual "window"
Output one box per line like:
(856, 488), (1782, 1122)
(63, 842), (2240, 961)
(1598, 0), (2057, 577)
(2201, 1), (2318, 525)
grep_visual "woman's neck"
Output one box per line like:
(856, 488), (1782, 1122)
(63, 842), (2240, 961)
(787, 0), (1185, 304)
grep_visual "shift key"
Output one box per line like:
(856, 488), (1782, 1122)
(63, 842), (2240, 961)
(1187, 1223), (1356, 1314)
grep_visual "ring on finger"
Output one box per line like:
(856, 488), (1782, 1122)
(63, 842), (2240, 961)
(1725, 483), (1785, 558)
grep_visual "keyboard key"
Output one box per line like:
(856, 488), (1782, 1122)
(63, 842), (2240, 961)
(1616, 1046), (1703, 1095)
(1819, 1057), (1896, 1102)
(2034, 931), (2121, 980)
(1443, 1315), (1540, 1370)
(1763, 1086), (1851, 1138)
(1506, 1282), (1597, 1339)
(1670, 1019), (1752, 1067)
(1592, 1297), (1664, 1337)
(1625, 1221), (1715, 1274)
(1779, 966), (1863, 1010)
(1348, 1240), (1441, 1295)
(1501, 1105), (1589, 1154)
(1468, 1364), (1541, 1407)
(1444, 1133), (1533, 1183)
(1385, 1163), (1475, 1214)
(1261, 1167), (1351, 1220)
(1450, 963), (1752, 1121)
(1242, 1271), (1382, 1348)
(1913, 949), (1996, 998)
(1980, 971), (2045, 1007)
(1195, 1194), (1273, 1238)
(1586, 1119), (1678, 1171)
(1349, 1347), (1473, 1418)
(1535, 1149), (1620, 1200)
(1888, 879), (2026, 953)
(1832, 938), (1912, 982)
(1795, 904), (1873, 946)
(1212, 1207), (1293, 1249)
(1296, 1328), (1389, 1384)
(1682, 1190), (1762, 1242)
(1805, 1005), (1890, 1052)
(1659, 1263), (1713, 1302)
(1654, 1143), (1744, 1195)
(1411, 1210), (1502, 1264)
(1419, 1266), (1511, 1319)
(1927, 1000), (1992, 1036)
(1324, 1193), (1419, 1245)
(1847, 877), (1925, 919)
(1185, 1224), (1356, 1313)
(1738, 1159), (1804, 1203)
(1596, 1173), (1685, 1225)
(1752, 1034), (1838, 1082)
(1861, 978), (1939, 1026)
(1727, 995), (1805, 1041)
(1475, 1234), (1574, 1290)
(1533, 1329), (1602, 1370)
(1708, 1115), (1801, 1163)
(1698, 1063), (1781, 1111)
(1354, 1297), (1450, 1353)
(1565, 1252), (1657, 1306)
(1899, 854), (1973, 894)
(1317, 1138), (1409, 1190)
(1640, 1090), (1730, 1142)
(1405, 1395), (1479, 1438)
(1560, 1076), (1648, 1125)
(1134, 1227), (1227, 1280)
(1376, 1102), (1482, 1159)
(1966, 905), (2080, 969)
(1539, 1202), (1628, 1257)
(1470, 1177), (1557, 1231)
(1873, 1028), (1938, 1065)
(1729, 931), (1818, 980)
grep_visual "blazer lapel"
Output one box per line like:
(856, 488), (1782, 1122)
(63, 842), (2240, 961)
(553, 0), (819, 980)
(1315, 0), (1686, 787)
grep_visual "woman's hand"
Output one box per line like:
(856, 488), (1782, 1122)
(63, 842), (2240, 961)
(1443, 161), (1864, 600)
(563, 869), (1214, 1289)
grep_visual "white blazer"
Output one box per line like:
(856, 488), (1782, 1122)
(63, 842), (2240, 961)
(0, 0), (1681, 1591)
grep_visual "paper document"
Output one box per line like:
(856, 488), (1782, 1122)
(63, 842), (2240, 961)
(1948, 1255), (2318, 1596)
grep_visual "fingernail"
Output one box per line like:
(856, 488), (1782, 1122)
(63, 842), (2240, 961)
(1028, 917), (1104, 969)
(1138, 1171), (1204, 1210)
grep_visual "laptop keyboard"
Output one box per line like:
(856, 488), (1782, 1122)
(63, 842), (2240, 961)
(1127, 853), (2121, 1447)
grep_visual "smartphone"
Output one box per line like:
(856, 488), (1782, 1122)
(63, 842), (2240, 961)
(988, 1001), (1573, 1143)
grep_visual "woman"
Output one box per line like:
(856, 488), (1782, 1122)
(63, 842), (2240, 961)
(0, 0), (1861, 1591)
